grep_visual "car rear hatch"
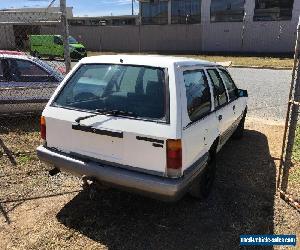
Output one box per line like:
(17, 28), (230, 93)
(43, 62), (179, 176)
(45, 108), (175, 176)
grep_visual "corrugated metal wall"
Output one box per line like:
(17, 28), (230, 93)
(67, 21), (296, 54)
(0, 25), (15, 49)
(67, 24), (202, 52)
(140, 24), (202, 52)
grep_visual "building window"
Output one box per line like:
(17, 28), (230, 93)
(141, 1), (168, 25)
(254, 0), (294, 21)
(171, 0), (201, 24)
(211, 0), (245, 22)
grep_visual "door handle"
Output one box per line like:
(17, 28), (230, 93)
(233, 105), (236, 111)
(218, 115), (223, 121)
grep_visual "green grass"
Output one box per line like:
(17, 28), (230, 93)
(17, 154), (34, 165)
(87, 51), (294, 69)
(290, 126), (300, 193)
(292, 126), (300, 162)
(289, 165), (300, 184)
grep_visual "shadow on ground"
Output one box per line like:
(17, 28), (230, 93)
(57, 129), (276, 250)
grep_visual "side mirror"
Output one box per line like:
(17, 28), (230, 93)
(238, 89), (248, 98)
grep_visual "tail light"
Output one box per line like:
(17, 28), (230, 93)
(40, 116), (46, 141)
(166, 139), (182, 178)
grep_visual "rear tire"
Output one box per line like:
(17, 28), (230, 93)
(189, 153), (216, 200)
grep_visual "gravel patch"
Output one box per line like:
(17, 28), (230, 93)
(1, 120), (299, 249)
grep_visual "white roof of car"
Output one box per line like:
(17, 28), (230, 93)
(80, 54), (219, 68)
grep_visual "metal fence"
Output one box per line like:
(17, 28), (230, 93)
(277, 17), (300, 212)
(0, 0), (70, 117)
(0, 1), (299, 213)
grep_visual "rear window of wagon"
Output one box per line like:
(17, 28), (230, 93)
(53, 64), (170, 122)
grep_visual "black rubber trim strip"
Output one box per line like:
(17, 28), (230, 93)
(136, 136), (164, 144)
(72, 124), (123, 138)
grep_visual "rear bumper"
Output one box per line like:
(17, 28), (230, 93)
(36, 146), (208, 202)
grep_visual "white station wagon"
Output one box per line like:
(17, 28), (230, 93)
(37, 55), (248, 201)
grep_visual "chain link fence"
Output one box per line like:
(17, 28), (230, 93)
(277, 18), (300, 212)
(279, 119), (300, 212)
(0, 4), (72, 117)
(0, 2), (299, 215)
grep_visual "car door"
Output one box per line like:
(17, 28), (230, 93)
(218, 68), (243, 126)
(206, 68), (232, 148)
(2, 58), (59, 114)
(181, 67), (218, 172)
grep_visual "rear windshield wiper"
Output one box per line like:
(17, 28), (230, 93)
(75, 109), (137, 124)
(75, 113), (99, 124)
(75, 108), (108, 124)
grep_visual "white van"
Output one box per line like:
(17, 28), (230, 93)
(37, 55), (248, 201)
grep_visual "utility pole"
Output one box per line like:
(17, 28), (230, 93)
(60, 0), (71, 73)
(132, 0), (134, 15)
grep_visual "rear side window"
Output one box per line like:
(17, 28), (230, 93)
(207, 69), (228, 108)
(7, 59), (50, 83)
(0, 59), (51, 82)
(184, 69), (211, 122)
(0, 59), (11, 82)
(219, 69), (238, 101)
(13, 60), (49, 77)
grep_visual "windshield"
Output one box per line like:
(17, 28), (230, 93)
(68, 36), (78, 44)
(54, 64), (168, 121)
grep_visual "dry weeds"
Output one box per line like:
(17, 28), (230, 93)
(0, 117), (299, 249)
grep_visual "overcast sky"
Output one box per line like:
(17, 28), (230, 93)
(0, 0), (139, 16)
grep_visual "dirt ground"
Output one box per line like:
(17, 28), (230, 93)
(0, 117), (299, 250)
